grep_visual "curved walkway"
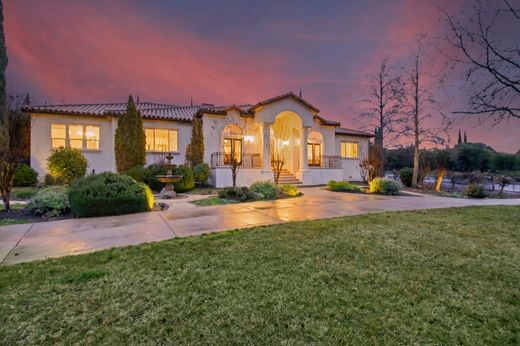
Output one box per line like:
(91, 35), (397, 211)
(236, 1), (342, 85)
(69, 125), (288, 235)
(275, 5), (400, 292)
(1, 187), (519, 265)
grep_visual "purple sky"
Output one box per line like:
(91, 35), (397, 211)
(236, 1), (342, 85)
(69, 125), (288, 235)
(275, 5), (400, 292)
(4, 0), (519, 152)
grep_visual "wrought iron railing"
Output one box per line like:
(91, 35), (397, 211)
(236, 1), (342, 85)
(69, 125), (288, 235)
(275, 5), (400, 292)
(309, 155), (342, 169)
(211, 152), (261, 168)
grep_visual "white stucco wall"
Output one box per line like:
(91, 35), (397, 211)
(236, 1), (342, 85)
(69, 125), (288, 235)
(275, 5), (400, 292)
(335, 134), (370, 181)
(30, 113), (192, 180)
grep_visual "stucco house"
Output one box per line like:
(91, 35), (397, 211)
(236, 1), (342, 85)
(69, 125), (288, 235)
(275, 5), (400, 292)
(23, 92), (373, 187)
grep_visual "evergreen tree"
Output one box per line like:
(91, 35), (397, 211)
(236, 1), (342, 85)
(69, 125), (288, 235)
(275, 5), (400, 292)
(115, 95), (146, 172)
(0, 0), (8, 153)
(457, 129), (462, 145)
(185, 115), (204, 167)
(463, 131), (468, 144)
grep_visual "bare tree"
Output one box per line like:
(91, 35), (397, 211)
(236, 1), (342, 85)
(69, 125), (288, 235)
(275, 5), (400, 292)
(442, 0), (520, 122)
(402, 36), (448, 188)
(270, 124), (290, 184)
(360, 58), (404, 176)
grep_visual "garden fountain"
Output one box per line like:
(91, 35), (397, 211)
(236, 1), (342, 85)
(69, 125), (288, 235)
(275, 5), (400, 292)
(156, 153), (183, 199)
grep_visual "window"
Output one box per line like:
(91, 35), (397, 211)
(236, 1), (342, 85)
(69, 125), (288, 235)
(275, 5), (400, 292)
(308, 143), (321, 166)
(341, 142), (358, 158)
(145, 128), (178, 152)
(51, 124), (100, 150)
(223, 138), (242, 165)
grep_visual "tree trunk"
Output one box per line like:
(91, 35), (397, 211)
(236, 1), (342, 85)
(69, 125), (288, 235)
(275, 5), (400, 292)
(2, 192), (9, 211)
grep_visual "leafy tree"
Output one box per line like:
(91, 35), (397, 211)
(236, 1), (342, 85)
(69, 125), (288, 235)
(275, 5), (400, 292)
(453, 143), (494, 172)
(185, 115), (204, 167)
(494, 152), (518, 171)
(115, 95), (146, 172)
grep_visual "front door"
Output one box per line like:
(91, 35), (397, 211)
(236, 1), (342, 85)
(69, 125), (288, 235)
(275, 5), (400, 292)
(307, 143), (321, 167)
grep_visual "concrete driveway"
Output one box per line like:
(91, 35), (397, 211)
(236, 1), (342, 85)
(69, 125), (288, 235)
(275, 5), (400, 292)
(1, 187), (519, 265)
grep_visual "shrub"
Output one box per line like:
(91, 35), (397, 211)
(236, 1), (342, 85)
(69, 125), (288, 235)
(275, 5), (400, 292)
(327, 180), (363, 193)
(194, 163), (211, 185)
(464, 183), (487, 198)
(145, 163), (168, 191)
(218, 186), (257, 202)
(399, 167), (414, 187)
(68, 172), (154, 217)
(279, 184), (300, 197)
(13, 164), (38, 186)
(47, 147), (88, 185)
(369, 178), (401, 195)
(124, 165), (162, 191)
(28, 186), (69, 219)
(172, 165), (195, 192)
(249, 181), (278, 200)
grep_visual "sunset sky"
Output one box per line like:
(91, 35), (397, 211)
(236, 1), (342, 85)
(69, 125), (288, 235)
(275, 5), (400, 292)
(4, 0), (519, 153)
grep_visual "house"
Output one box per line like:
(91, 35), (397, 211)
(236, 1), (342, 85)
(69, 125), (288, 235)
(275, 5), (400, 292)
(23, 92), (373, 187)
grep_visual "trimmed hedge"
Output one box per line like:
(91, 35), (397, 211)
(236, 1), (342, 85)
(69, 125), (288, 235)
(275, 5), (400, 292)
(13, 164), (38, 186)
(399, 167), (414, 187)
(249, 181), (278, 200)
(327, 180), (363, 193)
(279, 184), (300, 197)
(69, 173), (154, 217)
(47, 147), (88, 185)
(172, 165), (195, 192)
(369, 178), (401, 195)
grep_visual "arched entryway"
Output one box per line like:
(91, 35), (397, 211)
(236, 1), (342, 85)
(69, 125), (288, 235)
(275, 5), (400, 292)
(271, 111), (303, 174)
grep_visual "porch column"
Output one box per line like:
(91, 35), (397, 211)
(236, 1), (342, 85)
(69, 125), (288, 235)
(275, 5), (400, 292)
(261, 122), (272, 172)
(300, 126), (310, 172)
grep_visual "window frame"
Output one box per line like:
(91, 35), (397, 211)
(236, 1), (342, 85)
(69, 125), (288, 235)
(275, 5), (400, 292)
(308, 143), (321, 167)
(51, 123), (101, 151)
(145, 128), (179, 153)
(340, 141), (359, 159)
(223, 138), (242, 165)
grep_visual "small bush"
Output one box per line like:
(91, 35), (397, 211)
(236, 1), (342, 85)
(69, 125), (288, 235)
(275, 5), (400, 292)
(399, 167), (414, 187)
(194, 163), (211, 185)
(28, 186), (69, 219)
(279, 184), (300, 197)
(249, 181), (278, 200)
(145, 164), (168, 191)
(47, 147), (88, 185)
(369, 178), (401, 195)
(69, 172), (154, 217)
(327, 180), (363, 193)
(13, 164), (38, 186)
(464, 183), (487, 198)
(172, 165), (195, 192)
(218, 186), (256, 202)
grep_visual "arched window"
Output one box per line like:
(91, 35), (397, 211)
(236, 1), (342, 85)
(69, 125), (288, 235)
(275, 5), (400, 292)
(307, 131), (323, 167)
(222, 124), (243, 165)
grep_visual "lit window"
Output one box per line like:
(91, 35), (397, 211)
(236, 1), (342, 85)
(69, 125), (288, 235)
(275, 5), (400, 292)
(51, 124), (100, 150)
(223, 138), (242, 165)
(341, 142), (358, 158)
(85, 126), (100, 150)
(145, 129), (179, 152)
(51, 124), (66, 149)
(308, 143), (321, 166)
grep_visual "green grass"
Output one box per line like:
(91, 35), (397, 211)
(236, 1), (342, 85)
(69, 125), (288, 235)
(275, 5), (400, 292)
(0, 217), (31, 226)
(12, 186), (39, 200)
(1, 206), (519, 344)
(191, 196), (239, 206)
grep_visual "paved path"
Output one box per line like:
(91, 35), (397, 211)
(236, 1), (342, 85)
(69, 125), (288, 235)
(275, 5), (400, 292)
(1, 187), (519, 265)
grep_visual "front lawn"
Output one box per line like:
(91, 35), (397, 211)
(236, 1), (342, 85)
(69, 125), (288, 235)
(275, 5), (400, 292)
(1, 206), (519, 344)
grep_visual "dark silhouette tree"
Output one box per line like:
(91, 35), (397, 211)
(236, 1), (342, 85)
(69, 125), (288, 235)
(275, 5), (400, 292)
(464, 131), (468, 144)
(115, 96), (146, 172)
(360, 58), (404, 177)
(457, 129), (462, 145)
(442, 0), (520, 122)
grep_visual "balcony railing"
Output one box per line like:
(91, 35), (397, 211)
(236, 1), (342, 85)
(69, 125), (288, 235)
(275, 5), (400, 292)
(211, 152), (261, 168)
(309, 155), (342, 169)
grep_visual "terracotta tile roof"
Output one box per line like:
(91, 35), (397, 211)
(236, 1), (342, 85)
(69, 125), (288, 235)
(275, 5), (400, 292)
(335, 127), (374, 137)
(248, 91), (320, 113)
(22, 102), (252, 122)
(313, 115), (341, 127)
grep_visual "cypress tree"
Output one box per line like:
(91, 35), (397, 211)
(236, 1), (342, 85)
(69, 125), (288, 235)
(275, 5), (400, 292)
(115, 95), (146, 172)
(185, 115), (204, 167)
(0, 0), (8, 153)
(457, 129), (462, 145)
(463, 131), (467, 144)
